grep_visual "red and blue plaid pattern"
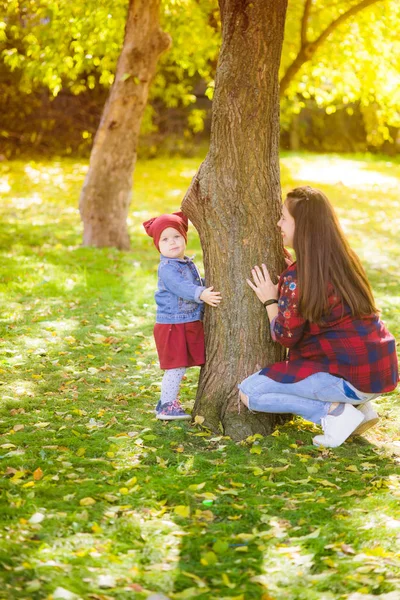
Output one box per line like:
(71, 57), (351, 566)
(261, 263), (398, 393)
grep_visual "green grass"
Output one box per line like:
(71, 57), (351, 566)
(0, 153), (399, 600)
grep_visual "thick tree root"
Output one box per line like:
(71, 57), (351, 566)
(194, 390), (291, 442)
(222, 407), (291, 442)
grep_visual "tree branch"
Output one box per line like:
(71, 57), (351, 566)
(280, 0), (385, 97)
(314, 0), (384, 48)
(301, 0), (313, 45)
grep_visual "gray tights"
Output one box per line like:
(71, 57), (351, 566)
(160, 367), (186, 405)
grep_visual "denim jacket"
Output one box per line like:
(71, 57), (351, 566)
(155, 255), (206, 324)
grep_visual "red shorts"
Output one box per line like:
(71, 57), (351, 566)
(154, 321), (205, 370)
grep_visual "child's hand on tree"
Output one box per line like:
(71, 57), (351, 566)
(200, 287), (222, 307)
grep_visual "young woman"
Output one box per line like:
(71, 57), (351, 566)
(239, 186), (398, 448)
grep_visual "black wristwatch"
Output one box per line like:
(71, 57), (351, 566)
(263, 299), (278, 307)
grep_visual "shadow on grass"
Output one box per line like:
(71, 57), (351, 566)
(1, 153), (399, 598)
(2, 406), (399, 598)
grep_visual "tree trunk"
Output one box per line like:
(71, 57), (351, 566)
(79, 0), (170, 249)
(182, 0), (289, 441)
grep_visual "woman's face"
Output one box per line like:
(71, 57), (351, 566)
(277, 202), (295, 248)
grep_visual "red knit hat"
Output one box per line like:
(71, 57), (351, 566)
(143, 211), (188, 252)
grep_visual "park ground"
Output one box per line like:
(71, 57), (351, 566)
(0, 152), (399, 600)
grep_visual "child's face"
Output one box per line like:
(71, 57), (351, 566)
(277, 202), (295, 248)
(159, 227), (186, 259)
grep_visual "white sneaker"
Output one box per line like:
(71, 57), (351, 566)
(352, 402), (379, 435)
(313, 403), (364, 448)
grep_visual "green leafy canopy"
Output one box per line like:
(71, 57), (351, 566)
(1, 0), (399, 141)
(282, 0), (400, 142)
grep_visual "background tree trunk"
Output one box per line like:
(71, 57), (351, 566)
(182, 0), (289, 441)
(289, 112), (301, 151)
(79, 0), (170, 249)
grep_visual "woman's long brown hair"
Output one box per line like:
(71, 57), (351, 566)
(285, 186), (378, 323)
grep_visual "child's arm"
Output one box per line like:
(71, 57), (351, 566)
(159, 263), (206, 303)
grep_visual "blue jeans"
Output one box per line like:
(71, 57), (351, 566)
(238, 372), (378, 424)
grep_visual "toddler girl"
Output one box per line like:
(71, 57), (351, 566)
(143, 211), (221, 420)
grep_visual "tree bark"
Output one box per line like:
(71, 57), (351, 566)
(182, 0), (289, 441)
(79, 0), (171, 249)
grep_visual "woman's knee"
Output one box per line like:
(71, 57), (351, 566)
(238, 371), (266, 396)
(239, 390), (249, 407)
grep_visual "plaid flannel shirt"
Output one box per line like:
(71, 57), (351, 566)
(261, 263), (398, 393)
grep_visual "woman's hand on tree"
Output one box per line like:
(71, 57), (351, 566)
(200, 286), (222, 307)
(246, 264), (278, 304)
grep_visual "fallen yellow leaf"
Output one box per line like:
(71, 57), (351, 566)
(188, 482), (206, 492)
(33, 468), (44, 481)
(316, 479), (340, 489)
(80, 497), (96, 506)
(174, 505), (190, 518)
(200, 551), (217, 566)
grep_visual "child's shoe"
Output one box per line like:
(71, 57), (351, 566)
(313, 403), (364, 448)
(154, 400), (161, 414)
(353, 402), (379, 435)
(156, 399), (191, 421)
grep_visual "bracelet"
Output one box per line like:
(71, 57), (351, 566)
(263, 299), (278, 307)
